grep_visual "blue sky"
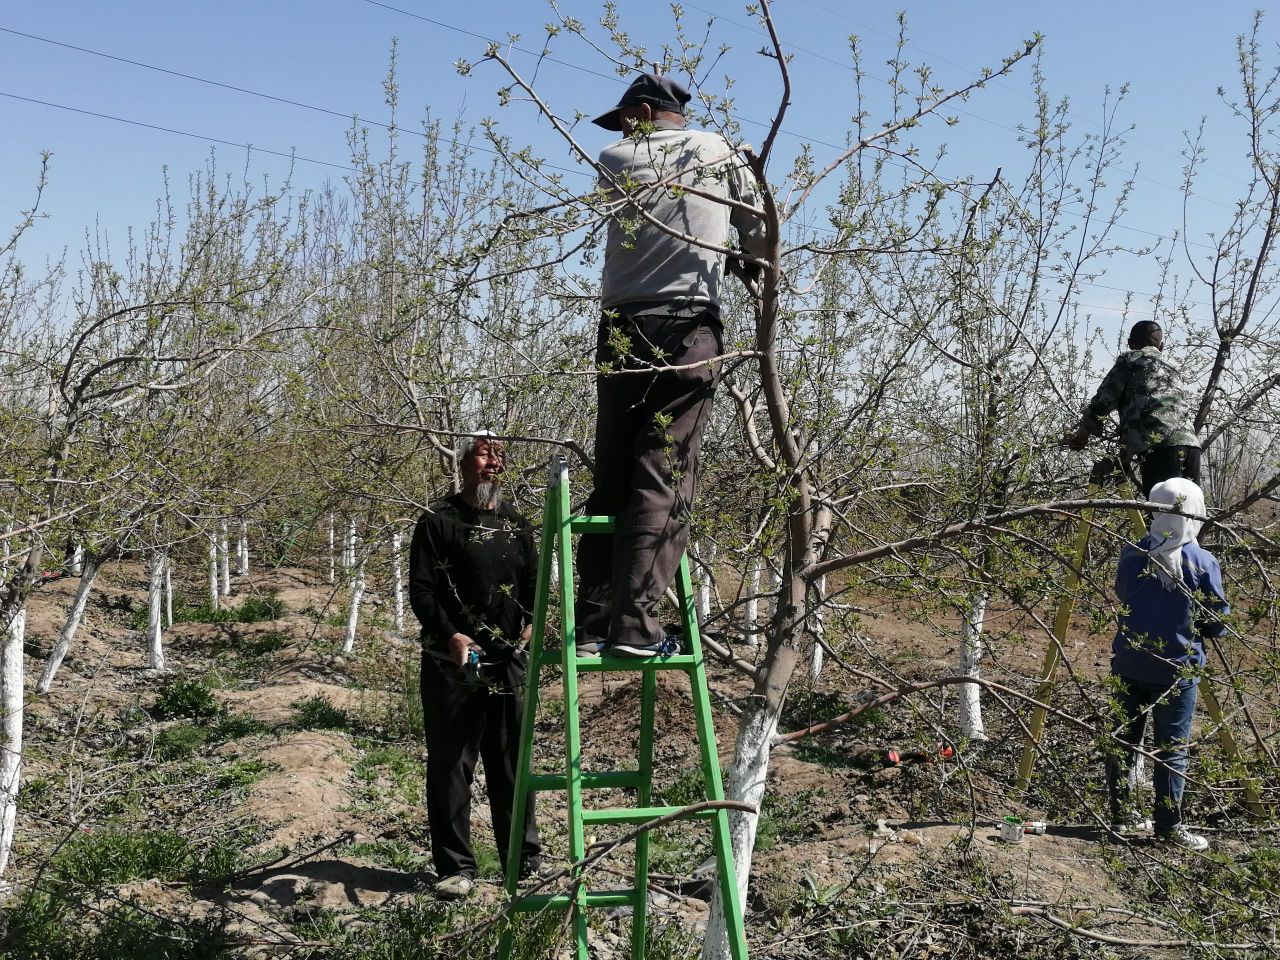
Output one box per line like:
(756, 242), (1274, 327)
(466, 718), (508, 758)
(1, 0), (1268, 338)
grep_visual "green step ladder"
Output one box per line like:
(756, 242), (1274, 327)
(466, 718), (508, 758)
(498, 458), (750, 960)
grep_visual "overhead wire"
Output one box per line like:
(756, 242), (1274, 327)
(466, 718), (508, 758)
(0, 13), (1230, 307)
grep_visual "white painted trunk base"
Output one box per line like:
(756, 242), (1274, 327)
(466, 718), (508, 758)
(327, 514), (336, 585)
(219, 521), (231, 597)
(702, 698), (780, 960)
(391, 531), (405, 634)
(147, 552), (166, 671)
(0, 607), (26, 878)
(958, 592), (988, 741)
(38, 559), (100, 694)
(342, 561), (366, 654)
(208, 536), (220, 610)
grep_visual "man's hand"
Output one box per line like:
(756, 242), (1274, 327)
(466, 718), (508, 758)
(1059, 426), (1090, 451)
(449, 632), (478, 667)
(520, 623), (533, 646)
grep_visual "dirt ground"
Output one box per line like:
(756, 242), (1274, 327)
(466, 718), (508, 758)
(3, 557), (1272, 958)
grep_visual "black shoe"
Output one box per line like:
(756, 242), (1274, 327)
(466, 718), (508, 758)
(604, 635), (681, 658)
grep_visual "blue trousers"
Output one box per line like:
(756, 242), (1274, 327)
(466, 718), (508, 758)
(1105, 677), (1198, 832)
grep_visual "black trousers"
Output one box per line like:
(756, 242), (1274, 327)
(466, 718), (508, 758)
(575, 308), (722, 647)
(421, 651), (540, 880)
(1138, 445), (1201, 498)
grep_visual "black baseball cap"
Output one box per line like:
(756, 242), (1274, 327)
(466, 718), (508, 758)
(592, 73), (692, 131)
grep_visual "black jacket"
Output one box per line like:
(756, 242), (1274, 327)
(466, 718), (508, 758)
(408, 494), (537, 658)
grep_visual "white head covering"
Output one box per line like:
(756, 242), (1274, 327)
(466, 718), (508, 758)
(456, 430), (500, 462)
(1146, 478), (1206, 589)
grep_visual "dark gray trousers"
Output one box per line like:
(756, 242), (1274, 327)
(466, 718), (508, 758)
(575, 307), (722, 647)
(421, 651), (540, 880)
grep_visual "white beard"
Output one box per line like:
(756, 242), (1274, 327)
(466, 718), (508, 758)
(475, 481), (501, 509)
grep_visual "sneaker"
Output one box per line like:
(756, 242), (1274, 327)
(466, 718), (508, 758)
(575, 632), (606, 657)
(1110, 812), (1154, 837)
(434, 874), (475, 900)
(604, 635), (681, 658)
(1157, 824), (1210, 852)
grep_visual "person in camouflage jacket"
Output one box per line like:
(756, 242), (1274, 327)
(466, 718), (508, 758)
(1062, 321), (1202, 497)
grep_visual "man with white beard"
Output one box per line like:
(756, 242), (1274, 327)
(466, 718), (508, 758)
(408, 433), (542, 899)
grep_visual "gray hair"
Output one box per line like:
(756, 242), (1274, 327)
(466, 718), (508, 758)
(456, 430), (501, 463)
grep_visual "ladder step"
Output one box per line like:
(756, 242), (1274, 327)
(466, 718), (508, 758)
(569, 515), (615, 533)
(510, 888), (640, 913)
(530, 771), (644, 792)
(535, 650), (699, 672)
(581, 805), (718, 826)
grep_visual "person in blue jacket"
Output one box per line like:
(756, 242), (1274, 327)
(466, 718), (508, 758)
(1106, 478), (1227, 852)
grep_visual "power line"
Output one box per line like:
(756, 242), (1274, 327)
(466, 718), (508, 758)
(0, 91), (351, 172)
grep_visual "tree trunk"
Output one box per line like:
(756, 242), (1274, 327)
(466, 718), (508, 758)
(958, 590), (988, 741)
(741, 556), (761, 647)
(327, 513), (336, 585)
(0, 606), (26, 878)
(163, 557), (173, 628)
(37, 557), (100, 694)
(702, 692), (782, 959)
(342, 560), (366, 654)
(68, 543), (83, 577)
(344, 519), (357, 572)
(809, 575), (826, 681)
(696, 541), (715, 625)
(219, 520), (231, 597)
(391, 530), (405, 634)
(147, 552), (166, 671)
(237, 521), (249, 577)
(207, 536), (220, 611)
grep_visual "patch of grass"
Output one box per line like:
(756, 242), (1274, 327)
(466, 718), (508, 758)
(657, 767), (707, 808)
(299, 896), (561, 959)
(756, 787), (825, 851)
(243, 629), (290, 657)
(213, 712), (268, 741)
(131, 593), (286, 630)
(0, 893), (234, 960)
(473, 840), (502, 879)
(154, 722), (210, 761)
(51, 828), (245, 888)
(345, 838), (429, 874)
(150, 677), (222, 722)
(292, 694), (350, 731)
(354, 744), (424, 806)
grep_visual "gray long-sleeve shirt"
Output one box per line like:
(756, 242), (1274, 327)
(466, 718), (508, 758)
(597, 125), (768, 311)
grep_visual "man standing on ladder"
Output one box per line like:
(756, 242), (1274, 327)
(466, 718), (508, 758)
(408, 433), (542, 899)
(576, 73), (768, 658)
(1060, 320), (1201, 497)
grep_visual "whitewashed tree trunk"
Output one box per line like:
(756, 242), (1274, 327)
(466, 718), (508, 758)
(344, 519), (357, 572)
(219, 520), (231, 597)
(809, 575), (826, 681)
(958, 590), (988, 741)
(68, 544), (83, 577)
(163, 557), (173, 627)
(147, 552), (166, 671)
(342, 560), (366, 654)
(391, 530), (405, 634)
(696, 541), (715, 625)
(237, 521), (249, 577)
(37, 557), (100, 693)
(0, 607), (26, 878)
(327, 513), (336, 585)
(742, 556), (761, 647)
(702, 696), (779, 960)
(207, 536), (220, 611)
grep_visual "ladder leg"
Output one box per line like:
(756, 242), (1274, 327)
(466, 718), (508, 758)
(500, 490), (558, 959)
(1016, 492), (1099, 791)
(631, 669), (656, 960)
(555, 479), (591, 959)
(677, 556), (750, 960)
